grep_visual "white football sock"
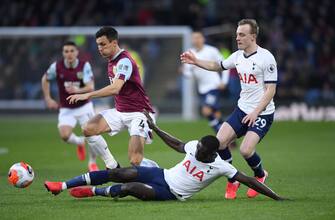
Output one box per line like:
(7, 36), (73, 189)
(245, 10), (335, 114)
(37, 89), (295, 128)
(66, 133), (85, 145)
(62, 182), (67, 190)
(86, 135), (118, 169)
(88, 145), (97, 164)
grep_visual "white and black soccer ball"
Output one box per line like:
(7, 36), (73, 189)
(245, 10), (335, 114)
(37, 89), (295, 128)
(8, 162), (34, 188)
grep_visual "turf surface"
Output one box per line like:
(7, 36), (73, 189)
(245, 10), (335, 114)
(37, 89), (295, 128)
(0, 117), (334, 220)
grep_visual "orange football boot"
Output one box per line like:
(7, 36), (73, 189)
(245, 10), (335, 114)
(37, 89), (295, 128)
(247, 170), (268, 198)
(225, 181), (240, 199)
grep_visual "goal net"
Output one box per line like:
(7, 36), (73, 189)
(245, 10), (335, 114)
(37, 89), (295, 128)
(0, 26), (198, 120)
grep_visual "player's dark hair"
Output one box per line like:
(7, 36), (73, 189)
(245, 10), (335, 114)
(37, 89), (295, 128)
(200, 135), (220, 152)
(238, 19), (259, 36)
(95, 26), (118, 41)
(63, 41), (77, 48)
(192, 29), (204, 35)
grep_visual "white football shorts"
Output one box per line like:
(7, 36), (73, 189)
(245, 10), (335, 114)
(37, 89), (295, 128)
(99, 108), (155, 144)
(58, 102), (95, 128)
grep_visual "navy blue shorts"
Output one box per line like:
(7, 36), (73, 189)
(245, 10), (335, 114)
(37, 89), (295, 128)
(199, 89), (221, 110)
(134, 166), (177, 201)
(226, 107), (274, 140)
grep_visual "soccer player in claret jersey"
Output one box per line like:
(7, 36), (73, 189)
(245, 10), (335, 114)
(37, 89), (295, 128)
(181, 19), (278, 199)
(41, 41), (117, 171)
(66, 27), (158, 167)
(44, 110), (285, 202)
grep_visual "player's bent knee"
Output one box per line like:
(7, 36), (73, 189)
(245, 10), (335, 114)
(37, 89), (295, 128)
(216, 135), (231, 148)
(120, 183), (136, 197)
(240, 147), (253, 158)
(82, 123), (98, 137)
(60, 134), (71, 142)
(121, 183), (133, 192)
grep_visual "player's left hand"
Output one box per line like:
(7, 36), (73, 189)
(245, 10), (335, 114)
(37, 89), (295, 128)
(242, 111), (258, 127)
(67, 93), (90, 104)
(143, 109), (155, 129)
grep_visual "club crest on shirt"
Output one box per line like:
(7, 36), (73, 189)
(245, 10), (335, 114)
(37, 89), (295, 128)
(76, 71), (83, 79)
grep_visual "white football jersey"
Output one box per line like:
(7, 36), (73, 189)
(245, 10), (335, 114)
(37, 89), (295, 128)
(163, 141), (238, 200)
(220, 46), (277, 115)
(183, 45), (229, 94)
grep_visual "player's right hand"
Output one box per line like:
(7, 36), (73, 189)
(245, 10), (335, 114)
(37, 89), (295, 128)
(67, 93), (90, 104)
(45, 98), (59, 110)
(143, 109), (155, 129)
(180, 51), (197, 64)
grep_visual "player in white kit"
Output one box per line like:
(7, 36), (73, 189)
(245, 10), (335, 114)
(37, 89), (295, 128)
(183, 31), (229, 133)
(181, 19), (278, 199)
(44, 110), (285, 201)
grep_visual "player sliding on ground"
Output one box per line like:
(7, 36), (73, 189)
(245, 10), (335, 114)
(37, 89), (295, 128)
(45, 110), (285, 201)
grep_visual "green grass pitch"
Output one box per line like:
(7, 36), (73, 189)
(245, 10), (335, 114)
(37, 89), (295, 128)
(0, 117), (335, 220)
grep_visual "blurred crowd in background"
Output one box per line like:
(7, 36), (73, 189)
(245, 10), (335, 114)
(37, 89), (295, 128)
(0, 0), (334, 106)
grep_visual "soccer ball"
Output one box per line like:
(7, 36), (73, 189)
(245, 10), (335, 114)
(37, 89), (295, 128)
(8, 162), (34, 188)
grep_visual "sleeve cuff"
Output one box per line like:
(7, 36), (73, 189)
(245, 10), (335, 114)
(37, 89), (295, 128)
(220, 61), (227, 70)
(230, 171), (240, 181)
(117, 74), (126, 81)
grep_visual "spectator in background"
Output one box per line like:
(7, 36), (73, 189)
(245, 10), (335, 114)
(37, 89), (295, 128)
(0, 0), (334, 105)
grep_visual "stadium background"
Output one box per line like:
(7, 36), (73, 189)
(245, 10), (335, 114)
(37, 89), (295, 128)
(0, 1), (334, 219)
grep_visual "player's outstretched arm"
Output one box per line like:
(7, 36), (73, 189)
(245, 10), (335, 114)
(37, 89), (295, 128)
(143, 110), (186, 153)
(67, 79), (125, 104)
(242, 83), (277, 126)
(234, 172), (286, 201)
(180, 50), (222, 72)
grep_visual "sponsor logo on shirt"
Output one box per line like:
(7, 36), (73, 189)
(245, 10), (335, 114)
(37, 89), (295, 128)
(238, 73), (258, 84)
(183, 160), (204, 182)
(76, 71), (83, 79)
